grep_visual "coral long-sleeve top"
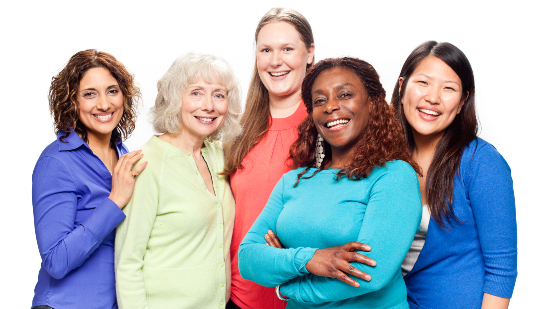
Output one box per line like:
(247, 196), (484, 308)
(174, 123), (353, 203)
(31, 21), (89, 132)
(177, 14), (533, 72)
(229, 102), (307, 309)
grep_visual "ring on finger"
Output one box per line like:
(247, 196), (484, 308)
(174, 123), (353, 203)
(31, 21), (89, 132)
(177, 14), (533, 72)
(131, 171), (137, 179)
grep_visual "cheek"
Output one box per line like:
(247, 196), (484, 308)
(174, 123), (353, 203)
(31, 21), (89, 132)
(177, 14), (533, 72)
(216, 101), (229, 116)
(256, 55), (269, 71)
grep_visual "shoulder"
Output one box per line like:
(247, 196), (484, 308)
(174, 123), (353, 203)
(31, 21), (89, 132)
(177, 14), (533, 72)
(371, 160), (418, 181)
(204, 139), (224, 157)
(460, 138), (510, 172)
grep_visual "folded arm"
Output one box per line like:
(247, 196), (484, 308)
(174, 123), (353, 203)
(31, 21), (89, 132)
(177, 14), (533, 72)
(32, 156), (125, 279)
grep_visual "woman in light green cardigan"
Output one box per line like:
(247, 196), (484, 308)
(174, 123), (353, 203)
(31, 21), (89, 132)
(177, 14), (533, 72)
(115, 53), (242, 309)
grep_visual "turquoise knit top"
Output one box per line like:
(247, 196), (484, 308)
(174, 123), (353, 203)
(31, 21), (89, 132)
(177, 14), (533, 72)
(239, 160), (422, 308)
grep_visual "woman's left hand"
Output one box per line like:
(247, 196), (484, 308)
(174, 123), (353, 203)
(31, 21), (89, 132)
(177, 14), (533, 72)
(265, 230), (376, 287)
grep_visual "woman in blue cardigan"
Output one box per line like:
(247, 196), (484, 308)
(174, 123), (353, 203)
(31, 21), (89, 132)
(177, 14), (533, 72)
(31, 50), (147, 309)
(239, 57), (423, 308)
(391, 41), (518, 308)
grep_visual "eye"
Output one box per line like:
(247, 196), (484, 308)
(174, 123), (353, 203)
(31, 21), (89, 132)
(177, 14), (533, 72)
(82, 91), (97, 98)
(260, 48), (270, 53)
(444, 86), (456, 91)
(214, 93), (225, 99)
(108, 89), (119, 95)
(418, 80), (428, 85)
(340, 92), (352, 99)
(283, 47), (293, 52)
(313, 97), (326, 106)
(191, 91), (201, 96)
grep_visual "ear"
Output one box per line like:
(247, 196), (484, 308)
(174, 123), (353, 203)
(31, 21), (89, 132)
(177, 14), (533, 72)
(457, 91), (469, 114)
(307, 43), (315, 64)
(398, 77), (404, 96)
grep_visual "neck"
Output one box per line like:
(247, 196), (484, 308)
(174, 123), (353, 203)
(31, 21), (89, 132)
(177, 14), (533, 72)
(327, 145), (354, 169)
(412, 130), (444, 162)
(86, 131), (112, 150)
(160, 130), (206, 156)
(269, 90), (302, 118)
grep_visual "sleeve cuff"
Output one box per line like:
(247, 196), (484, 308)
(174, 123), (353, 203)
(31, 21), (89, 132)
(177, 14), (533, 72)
(293, 247), (317, 275)
(82, 197), (126, 241)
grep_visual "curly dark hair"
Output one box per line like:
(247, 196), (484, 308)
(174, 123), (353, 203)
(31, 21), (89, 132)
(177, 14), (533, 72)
(49, 49), (141, 147)
(289, 57), (420, 186)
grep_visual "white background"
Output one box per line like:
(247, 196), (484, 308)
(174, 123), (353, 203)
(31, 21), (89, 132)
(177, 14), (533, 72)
(1, 0), (547, 307)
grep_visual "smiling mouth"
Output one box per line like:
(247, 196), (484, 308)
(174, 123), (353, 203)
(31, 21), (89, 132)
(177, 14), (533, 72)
(326, 119), (350, 129)
(269, 71), (290, 77)
(93, 112), (114, 120)
(195, 116), (216, 123)
(418, 108), (441, 116)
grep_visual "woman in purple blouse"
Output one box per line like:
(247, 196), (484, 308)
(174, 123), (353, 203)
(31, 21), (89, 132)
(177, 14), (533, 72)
(31, 49), (147, 309)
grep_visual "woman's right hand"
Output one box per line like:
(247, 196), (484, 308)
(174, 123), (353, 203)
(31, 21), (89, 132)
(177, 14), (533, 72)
(108, 150), (148, 209)
(306, 242), (376, 287)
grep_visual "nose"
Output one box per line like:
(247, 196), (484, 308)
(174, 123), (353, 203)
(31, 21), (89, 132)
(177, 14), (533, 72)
(324, 97), (340, 113)
(201, 94), (214, 111)
(270, 51), (283, 67)
(424, 85), (441, 105)
(96, 93), (110, 111)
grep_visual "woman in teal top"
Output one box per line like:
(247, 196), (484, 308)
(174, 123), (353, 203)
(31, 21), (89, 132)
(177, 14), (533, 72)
(239, 57), (422, 308)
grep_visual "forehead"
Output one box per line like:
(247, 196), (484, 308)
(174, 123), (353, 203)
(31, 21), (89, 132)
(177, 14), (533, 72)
(312, 67), (364, 91)
(188, 74), (227, 90)
(257, 21), (304, 45)
(412, 56), (461, 84)
(79, 67), (117, 87)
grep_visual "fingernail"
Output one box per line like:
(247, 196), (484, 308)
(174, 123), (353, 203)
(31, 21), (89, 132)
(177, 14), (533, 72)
(354, 282), (360, 287)
(144, 161), (148, 164)
(365, 246), (371, 251)
(365, 275), (371, 281)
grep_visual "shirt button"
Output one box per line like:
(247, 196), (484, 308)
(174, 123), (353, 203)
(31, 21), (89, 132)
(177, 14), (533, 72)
(219, 223), (223, 228)
(221, 262), (224, 267)
(219, 243), (223, 248)
(221, 283), (225, 287)
(214, 184), (218, 188)
(210, 167), (213, 171)
(217, 203), (221, 208)
(220, 301), (224, 306)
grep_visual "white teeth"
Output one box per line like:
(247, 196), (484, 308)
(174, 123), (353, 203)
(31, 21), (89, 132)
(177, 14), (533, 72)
(270, 71), (289, 77)
(326, 119), (350, 128)
(197, 117), (214, 122)
(418, 109), (440, 116)
(94, 113), (112, 120)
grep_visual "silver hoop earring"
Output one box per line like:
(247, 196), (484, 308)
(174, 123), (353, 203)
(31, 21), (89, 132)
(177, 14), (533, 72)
(315, 133), (325, 168)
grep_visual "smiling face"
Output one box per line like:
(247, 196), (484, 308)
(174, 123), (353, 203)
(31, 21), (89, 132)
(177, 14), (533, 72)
(256, 21), (314, 100)
(311, 67), (371, 156)
(400, 56), (467, 142)
(180, 75), (228, 141)
(77, 67), (124, 140)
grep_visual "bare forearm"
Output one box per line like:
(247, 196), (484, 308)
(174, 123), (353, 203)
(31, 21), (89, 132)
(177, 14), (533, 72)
(481, 293), (510, 309)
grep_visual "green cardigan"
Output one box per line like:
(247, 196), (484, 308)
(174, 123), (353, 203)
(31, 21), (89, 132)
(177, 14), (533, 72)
(115, 136), (235, 309)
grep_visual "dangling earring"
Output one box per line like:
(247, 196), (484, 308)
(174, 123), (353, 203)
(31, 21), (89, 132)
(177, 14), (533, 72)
(315, 133), (325, 168)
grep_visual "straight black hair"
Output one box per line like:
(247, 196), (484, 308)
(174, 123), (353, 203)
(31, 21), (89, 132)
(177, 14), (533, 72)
(390, 41), (478, 228)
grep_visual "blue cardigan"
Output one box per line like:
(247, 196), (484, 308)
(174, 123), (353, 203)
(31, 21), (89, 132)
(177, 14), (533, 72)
(239, 160), (422, 308)
(405, 138), (518, 308)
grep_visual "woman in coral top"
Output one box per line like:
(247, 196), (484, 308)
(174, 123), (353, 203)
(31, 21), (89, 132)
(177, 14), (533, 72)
(224, 8), (374, 309)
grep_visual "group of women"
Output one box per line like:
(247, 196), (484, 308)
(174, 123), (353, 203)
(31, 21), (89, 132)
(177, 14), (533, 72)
(31, 7), (517, 309)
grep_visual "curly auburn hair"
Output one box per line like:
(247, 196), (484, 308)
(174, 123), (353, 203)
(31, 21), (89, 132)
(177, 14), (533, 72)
(49, 49), (141, 147)
(289, 57), (420, 186)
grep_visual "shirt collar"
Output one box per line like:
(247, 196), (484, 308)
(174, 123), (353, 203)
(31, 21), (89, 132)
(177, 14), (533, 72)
(57, 129), (125, 154)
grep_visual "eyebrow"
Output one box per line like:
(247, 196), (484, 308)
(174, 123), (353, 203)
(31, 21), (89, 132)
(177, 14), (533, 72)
(417, 74), (460, 85)
(80, 84), (118, 92)
(312, 83), (354, 95)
